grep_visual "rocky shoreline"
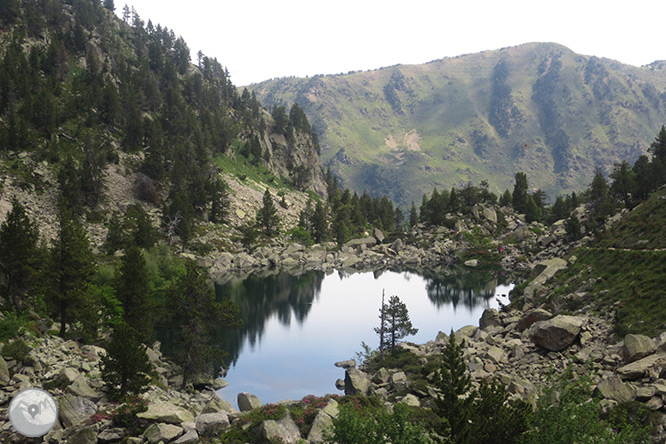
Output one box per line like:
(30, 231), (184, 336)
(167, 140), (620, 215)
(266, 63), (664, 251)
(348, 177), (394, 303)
(2, 254), (666, 442)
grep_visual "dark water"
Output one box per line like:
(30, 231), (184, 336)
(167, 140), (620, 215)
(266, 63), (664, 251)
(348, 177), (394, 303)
(212, 268), (512, 407)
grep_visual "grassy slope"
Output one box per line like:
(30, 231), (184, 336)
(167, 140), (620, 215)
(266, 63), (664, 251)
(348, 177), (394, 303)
(251, 43), (666, 207)
(546, 189), (666, 338)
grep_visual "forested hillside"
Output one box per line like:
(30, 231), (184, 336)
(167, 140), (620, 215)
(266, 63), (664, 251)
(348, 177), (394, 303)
(0, 0), (325, 243)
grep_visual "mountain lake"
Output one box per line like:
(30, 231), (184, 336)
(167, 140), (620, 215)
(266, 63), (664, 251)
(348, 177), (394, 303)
(175, 268), (514, 408)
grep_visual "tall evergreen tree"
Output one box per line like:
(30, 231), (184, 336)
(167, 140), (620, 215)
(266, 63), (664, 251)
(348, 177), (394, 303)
(257, 188), (279, 236)
(311, 201), (328, 242)
(512, 172), (529, 213)
(114, 242), (152, 342)
(434, 331), (474, 444)
(375, 295), (418, 353)
(46, 205), (97, 338)
(499, 189), (512, 207)
(409, 202), (419, 227)
(610, 160), (637, 208)
(524, 196), (541, 223)
(0, 198), (39, 310)
(166, 261), (241, 388)
(101, 322), (153, 400)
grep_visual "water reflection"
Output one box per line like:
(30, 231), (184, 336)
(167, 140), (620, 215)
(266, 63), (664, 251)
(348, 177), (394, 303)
(159, 267), (511, 405)
(215, 270), (325, 367)
(420, 269), (500, 309)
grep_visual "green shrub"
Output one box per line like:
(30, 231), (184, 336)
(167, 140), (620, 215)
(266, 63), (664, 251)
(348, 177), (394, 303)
(325, 402), (433, 444)
(0, 312), (26, 341)
(3, 338), (31, 362)
(519, 367), (651, 444)
(288, 227), (314, 247)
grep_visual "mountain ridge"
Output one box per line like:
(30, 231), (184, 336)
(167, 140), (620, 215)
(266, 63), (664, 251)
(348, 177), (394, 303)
(251, 42), (666, 207)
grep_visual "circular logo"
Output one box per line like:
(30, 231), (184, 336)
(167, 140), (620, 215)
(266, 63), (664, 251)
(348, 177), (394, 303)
(8, 388), (58, 437)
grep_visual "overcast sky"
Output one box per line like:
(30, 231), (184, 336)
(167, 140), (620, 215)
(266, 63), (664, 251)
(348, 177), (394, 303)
(118, 0), (666, 86)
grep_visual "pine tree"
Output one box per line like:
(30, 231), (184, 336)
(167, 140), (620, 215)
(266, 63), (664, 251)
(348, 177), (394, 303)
(166, 261), (241, 388)
(409, 202), (419, 227)
(524, 196), (541, 223)
(610, 160), (636, 208)
(101, 322), (153, 400)
(0, 198), (39, 310)
(499, 189), (512, 207)
(257, 188), (279, 236)
(434, 331), (474, 444)
(114, 242), (152, 343)
(104, 212), (125, 255)
(375, 295), (418, 353)
(46, 205), (97, 338)
(512, 172), (529, 213)
(210, 177), (230, 224)
(311, 201), (328, 242)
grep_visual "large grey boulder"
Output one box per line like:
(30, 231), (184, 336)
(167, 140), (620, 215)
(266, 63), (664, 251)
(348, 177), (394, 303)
(334, 360), (356, 369)
(195, 412), (230, 435)
(59, 394), (97, 428)
(252, 414), (302, 444)
(307, 401), (338, 443)
(67, 375), (102, 401)
(517, 308), (553, 331)
(373, 227), (385, 243)
(97, 428), (126, 443)
(238, 392), (262, 412)
(174, 430), (199, 444)
(622, 334), (656, 363)
(479, 308), (501, 330)
(68, 425), (98, 444)
(523, 258), (568, 301)
(483, 206), (497, 224)
(528, 315), (586, 351)
(343, 236), (377, 251)
(137, 401), (195, 424)
(595, 376), (636, 403)
(143, 423), (184, 444)
(344, 368), (371, 396)
(617, 353), (666, 380)
(202, 395), (238, 414)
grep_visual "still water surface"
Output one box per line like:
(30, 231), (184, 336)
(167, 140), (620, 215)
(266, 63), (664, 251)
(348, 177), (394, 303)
(213, 269), (512, 406)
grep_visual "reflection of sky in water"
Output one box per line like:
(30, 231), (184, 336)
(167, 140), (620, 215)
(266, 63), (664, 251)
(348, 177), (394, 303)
(219, 270), (512, 407)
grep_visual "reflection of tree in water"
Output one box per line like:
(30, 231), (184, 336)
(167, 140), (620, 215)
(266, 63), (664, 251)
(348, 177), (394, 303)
(216, 270), (324, 367)
(421, 269), (505, 310)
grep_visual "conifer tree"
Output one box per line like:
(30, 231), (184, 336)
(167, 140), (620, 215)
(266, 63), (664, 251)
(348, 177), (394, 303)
(104, 211), (125, 255)
(311, 201), (328, 242)
(257, 188), (279, 236)
(114, 242), (152, 342)
(434, 331), (474, 444)
(375, 295), (418, 352)
(210, 177), (230, 224)
(101, 322), (153, 399)
(166, 261), (241, 388)
(512, 172), (529, 213)
(46, 205), (97, 338)
(524, 196), (541, 223)
(0, 198), (39, 310)
(499, 189), (512, 207)
(409, 202), (419, 227)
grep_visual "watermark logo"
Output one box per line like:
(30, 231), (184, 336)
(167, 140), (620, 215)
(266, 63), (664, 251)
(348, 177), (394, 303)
(8, 388), (58, 437)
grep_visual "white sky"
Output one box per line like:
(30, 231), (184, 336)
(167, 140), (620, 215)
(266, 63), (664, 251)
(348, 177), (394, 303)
(118, 0), (666, 86)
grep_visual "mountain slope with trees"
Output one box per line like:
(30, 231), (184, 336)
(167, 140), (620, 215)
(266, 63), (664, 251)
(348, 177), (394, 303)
(251, 42), (666, 207)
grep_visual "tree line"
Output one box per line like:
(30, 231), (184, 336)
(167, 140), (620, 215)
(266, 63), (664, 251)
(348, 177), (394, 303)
(411, 125), (666, 240)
